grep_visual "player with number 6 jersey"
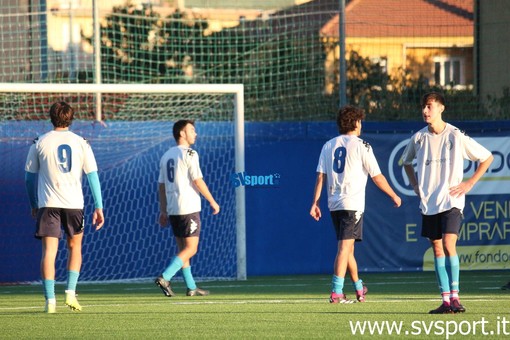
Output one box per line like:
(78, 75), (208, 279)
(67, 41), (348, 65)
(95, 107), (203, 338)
(310, 105), (401, 304)
(155, 120), (220, 298)
(158, 144), (203, 215)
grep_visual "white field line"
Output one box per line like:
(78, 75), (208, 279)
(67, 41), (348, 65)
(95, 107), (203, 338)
(0, 280), (506, 294)
(1, 297), (509, 312)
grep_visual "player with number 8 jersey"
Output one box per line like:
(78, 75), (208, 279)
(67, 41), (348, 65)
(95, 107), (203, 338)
(310, 105), (401, 304)
(318, 135), (381, 212)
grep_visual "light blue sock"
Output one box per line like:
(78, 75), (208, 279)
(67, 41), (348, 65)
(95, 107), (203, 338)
(162, 256), (184, 281)
(43, 279), (55, 300)
(182, 266), (197, 290)
(448, 255), (460, 292)
(332, 275), (345, 294)
(353, 279), (363, 292)
(434, 256), (450, 294)
(66, 270), (80, 292)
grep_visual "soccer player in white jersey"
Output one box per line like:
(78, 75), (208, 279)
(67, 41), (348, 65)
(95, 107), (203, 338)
(401, 92), (493, 314)
(24, 102), (105, 313)
(310, 105), (401, 304)
(155, 120), (220, 297)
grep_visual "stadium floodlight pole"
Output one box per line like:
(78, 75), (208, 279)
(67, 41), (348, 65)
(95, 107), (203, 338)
(338, 0), (347, 108)
(93, 0), (102, 122)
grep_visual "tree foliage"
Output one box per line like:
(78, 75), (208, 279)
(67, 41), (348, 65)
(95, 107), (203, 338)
(79, 3), (508, 121)
(82, 3), (209, 83)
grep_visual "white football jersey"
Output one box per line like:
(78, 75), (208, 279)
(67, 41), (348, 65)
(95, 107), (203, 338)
(401, 123), (492, 215)
(158, 145), (203, 215)
(316, 135), (381, 212)
(25, 130), (98, 209)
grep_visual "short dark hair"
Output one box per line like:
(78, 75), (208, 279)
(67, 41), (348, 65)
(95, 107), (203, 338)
(172, 119), (195, 142)
(421, 92), (445, 108)
(49, 102), (74, 128)
(336, 105), (365, 134)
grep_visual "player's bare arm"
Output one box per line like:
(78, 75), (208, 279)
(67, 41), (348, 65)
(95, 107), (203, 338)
(403, 164), (420, 197)
(158, 183), (169, 226)
(449, 154), (494, 198)
(371, 174), (402, 207)
(193, 178), (220, 214)
(310, 172), (324, 221)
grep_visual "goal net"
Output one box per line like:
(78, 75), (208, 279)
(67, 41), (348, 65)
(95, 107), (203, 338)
(0, 83), (246, 282)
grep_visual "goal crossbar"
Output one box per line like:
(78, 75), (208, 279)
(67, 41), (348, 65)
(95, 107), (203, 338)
(0, 83), (243, 94)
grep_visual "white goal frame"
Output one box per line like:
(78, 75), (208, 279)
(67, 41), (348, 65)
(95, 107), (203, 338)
(0, 82), (246, 280)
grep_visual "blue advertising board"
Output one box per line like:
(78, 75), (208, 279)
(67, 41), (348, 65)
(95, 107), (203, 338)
(0, 121), (508, 282)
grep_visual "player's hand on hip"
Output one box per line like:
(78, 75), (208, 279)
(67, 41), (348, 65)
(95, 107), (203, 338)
(449, 181), (473, 198)
(93, 208), (105, 230)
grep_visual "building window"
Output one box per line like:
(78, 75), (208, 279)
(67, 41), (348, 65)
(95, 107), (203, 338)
(433, 56), (464, 87)
(370, 56), (388, 74)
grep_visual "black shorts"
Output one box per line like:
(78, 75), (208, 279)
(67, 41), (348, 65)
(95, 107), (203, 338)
(330, 210), (364, 242)
(169, 212), (201, 238)
(35, 208), (84, 239)
(421, 208), (463, 240)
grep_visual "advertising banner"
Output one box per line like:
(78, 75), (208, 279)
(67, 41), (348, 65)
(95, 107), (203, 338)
(362, 133), (510, 272)
(1, 121), (508, 281)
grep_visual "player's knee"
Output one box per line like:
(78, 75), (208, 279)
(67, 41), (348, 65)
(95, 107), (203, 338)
(184, 246), (198, 257)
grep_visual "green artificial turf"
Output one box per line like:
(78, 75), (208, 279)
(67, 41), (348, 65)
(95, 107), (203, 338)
(0, 271), (508, 339)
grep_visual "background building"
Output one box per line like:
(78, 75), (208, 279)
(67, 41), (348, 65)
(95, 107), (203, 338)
(476, 0), (510, 111)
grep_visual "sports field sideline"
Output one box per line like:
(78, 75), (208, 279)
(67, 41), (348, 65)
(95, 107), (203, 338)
(0, 271), (508, 339)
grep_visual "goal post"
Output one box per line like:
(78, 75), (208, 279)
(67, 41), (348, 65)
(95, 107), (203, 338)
(0, 83), (246, 281)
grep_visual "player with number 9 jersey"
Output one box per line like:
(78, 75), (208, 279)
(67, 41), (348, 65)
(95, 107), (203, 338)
(25, 130), (98, 209)
(24, 101), (104, 314)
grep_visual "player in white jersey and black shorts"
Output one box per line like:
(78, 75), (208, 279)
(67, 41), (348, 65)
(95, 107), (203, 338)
(25, 102), (105, 313)
(310, 105), (402, 304)
(401, 92), (493, 314)
(155, 120), (220, 297)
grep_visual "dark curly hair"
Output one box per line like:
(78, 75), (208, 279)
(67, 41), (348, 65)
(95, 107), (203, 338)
(336, 105), (365, 134)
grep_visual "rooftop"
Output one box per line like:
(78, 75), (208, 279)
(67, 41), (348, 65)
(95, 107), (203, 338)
(320, 0), (473, 38)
